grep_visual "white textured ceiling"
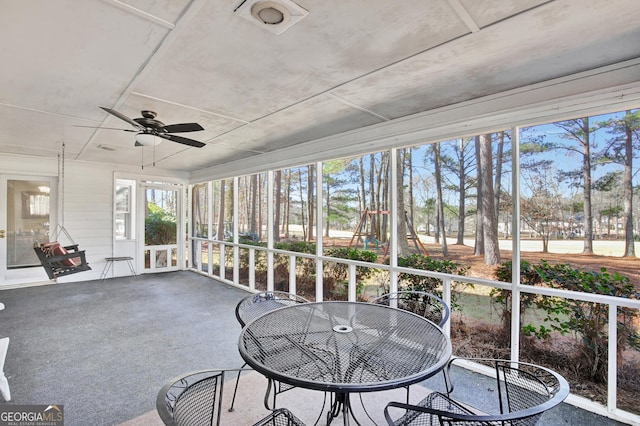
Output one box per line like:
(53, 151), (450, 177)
(1, 0), (639, 177)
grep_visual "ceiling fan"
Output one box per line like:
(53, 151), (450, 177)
(97, 106), (206, 148)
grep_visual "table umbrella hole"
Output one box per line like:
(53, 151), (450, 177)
(333, 325), (353, 333)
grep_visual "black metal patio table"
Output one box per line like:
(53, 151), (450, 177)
(238, 301), (452, 425)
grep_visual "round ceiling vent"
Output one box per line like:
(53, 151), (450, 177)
(251, 1), (290, 26)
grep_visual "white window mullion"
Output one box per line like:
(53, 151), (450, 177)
(267, 171), (274, 291)
(511, 126), (521, 362)
(389, 149), (398, 294)
(316, 161), (323, 301)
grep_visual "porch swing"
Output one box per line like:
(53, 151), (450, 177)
(33, 143), (91, 280)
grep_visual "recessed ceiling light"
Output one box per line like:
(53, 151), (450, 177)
(235, 0), (308, 35)
(252, 2), (289, 25)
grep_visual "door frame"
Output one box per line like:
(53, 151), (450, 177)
(0, 174), (58, 285)
(138, 180), (185, 274)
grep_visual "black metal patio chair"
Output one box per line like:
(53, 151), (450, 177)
(0, 337), (10, 401)
(369, 291), (450, 328)
(361, 290), (451, 412)
(384, 357), (570, 426)
(156, 368), (305, 426)
(230, 291), (311, 411)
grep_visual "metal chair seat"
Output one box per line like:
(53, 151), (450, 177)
(253, 408), (306, 426)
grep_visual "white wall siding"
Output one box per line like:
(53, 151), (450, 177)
(0, 153), (188, 285)
(56, 162), (114, 283)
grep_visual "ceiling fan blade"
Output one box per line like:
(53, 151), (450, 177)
(100, 106), (144, 129)
(163, 123), (204, 133)
(158, 133), (206, 148)
(73, 125), (137, 132)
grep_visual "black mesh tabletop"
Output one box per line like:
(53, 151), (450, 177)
(238, 301), (452, 393)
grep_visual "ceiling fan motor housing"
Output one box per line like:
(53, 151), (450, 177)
(134, 111), (166, 132)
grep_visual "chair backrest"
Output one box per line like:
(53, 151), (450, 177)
(156, 369), (226, 426)
(494, 360), (561, 421)
(384, 358), (569, 426)
(235, 291), (311, 327)
(445, 358), (568, 424)
(370, 291), (450, 327)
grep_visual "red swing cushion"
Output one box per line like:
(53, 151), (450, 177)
(39, 242), (59, 257)
(41, 242), (80, 267)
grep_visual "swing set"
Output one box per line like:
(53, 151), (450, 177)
(33, 143), (91, 280)
(349, 208), (428, 256)
(349, 208), (384, 250)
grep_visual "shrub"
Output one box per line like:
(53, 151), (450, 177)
(274, 241), (316, 254)
(387, 254), (469, 310)
(145, 203), (177, 245)
(275, 241), (317, 280)
(322, 247), (377, 299)
(236, 240), (266, 270)
(324, 247), (377, 279)
(533, 261), (640, 382)
(492, 260), (543, 336)
(492, 259), (640, 383)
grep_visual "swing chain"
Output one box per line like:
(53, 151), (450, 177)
(52, 142), (75, 245)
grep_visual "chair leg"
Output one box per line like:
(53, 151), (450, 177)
(228, 363), (247, 412)
(232, 368), (280, 412)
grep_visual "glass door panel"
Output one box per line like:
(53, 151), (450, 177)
(141, 184), (182, 273)
(1, 176), (55, 284)
(6, 179), (52, 268)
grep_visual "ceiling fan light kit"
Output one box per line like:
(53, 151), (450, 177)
(135, 133), (161, 146)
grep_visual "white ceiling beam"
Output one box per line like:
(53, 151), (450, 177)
(131, 92), (250, 124)
(327, 93), (390, 121)
(106, 0), (176, 29)
(446, 0), (480, 33)
(0, 102), (98, 123)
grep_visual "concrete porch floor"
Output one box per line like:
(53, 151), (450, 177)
(0, 271), (629, 425)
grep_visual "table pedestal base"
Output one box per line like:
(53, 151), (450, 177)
(327, 392), (363, 426)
